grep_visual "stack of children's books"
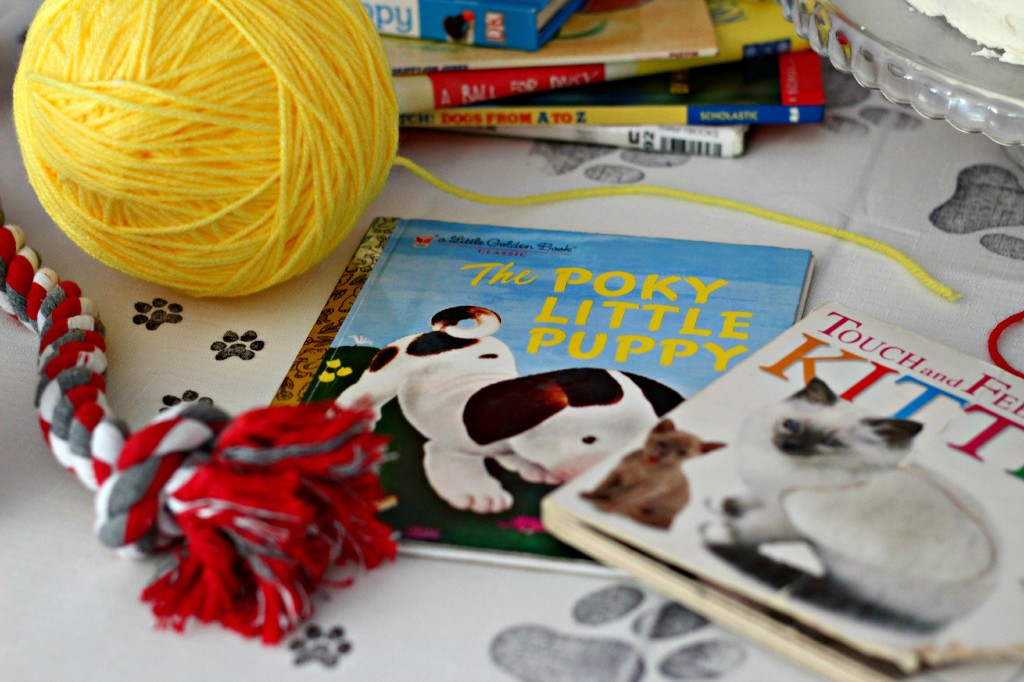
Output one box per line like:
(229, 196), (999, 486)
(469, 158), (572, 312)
(381, 0), (819, 159)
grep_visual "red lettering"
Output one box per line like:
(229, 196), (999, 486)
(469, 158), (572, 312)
(947, 404), (1024, 461)
(841, 361), (898, 401)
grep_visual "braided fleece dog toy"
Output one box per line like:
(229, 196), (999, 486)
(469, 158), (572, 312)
(0, 217), (395, 643)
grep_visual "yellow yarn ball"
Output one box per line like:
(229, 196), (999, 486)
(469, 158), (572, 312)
(13, 0), (398, 297)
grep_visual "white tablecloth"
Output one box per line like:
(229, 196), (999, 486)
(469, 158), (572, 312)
(3, 2), (1023, 680)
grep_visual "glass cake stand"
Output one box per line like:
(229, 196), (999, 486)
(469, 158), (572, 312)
(778, 0), (1024, 163)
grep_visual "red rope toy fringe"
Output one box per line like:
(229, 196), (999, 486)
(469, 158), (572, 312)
(0, 221), (396, 643)
(988, 310), (1024, 381)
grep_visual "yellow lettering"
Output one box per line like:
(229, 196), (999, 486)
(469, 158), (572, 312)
(686, 277), (728, 304)
(534, 297), (569, 325)
(720, 311), (753, 340)
(677, 308), (713, 336)
(603, 301), (640, 329)
(574, 299), (594, 326)
(615, 335), (656, 362)
(659, 339), (700, 366)
(642, 303), (679, 331)
(568, 331), (607, 359)
(553, 267), (592, 292)
(527, 328), (565, 354)
(460, 262), (536, 286)
(461, 262), (505, 287)
(640, 274), (682, 301)
(704, 342), (749, 371)
(594, 271), (636, 297)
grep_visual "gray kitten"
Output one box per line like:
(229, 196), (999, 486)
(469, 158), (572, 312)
(702, 377), (999, 628)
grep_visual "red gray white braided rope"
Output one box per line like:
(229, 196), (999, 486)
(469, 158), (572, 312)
(1, 220), (396, 642)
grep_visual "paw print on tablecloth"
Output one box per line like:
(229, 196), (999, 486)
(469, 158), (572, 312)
(133, 298), (183, 330)
(490, 584), (748, 681)
(160, 389), (214, 412)
(211, 330), (264, 360)
(530, 142), (691, 186)
(288, 623), (353, 667)
(929, 164), (1024, 260)
(821, 63), (923, 136)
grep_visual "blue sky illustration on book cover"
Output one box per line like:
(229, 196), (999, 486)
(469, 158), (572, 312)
(305, 217), (812, 565)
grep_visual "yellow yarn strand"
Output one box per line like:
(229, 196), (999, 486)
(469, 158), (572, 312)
(392, 156), (960, 303)
(14, 0), (398, 298)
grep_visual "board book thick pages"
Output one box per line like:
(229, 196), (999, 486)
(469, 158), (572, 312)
(398, 51), (825, 127)
(275, 217), (814, 569)
(384, 0), (719, 73)
(364, 0), (586, 51)
(542, 301), (1024, 678)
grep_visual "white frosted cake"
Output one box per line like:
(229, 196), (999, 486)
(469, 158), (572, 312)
(906, 0), (1024, 65)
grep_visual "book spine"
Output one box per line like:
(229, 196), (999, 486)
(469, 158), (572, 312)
(395, 60), (689, 113)
(690, 104), (825, 125)
(400, 103), (823, 127)
(272, 218), (398, 406)
(445, 124), (748, 158)
(779, 50), (825, 106)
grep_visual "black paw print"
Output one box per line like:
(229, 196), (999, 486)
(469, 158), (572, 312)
(929, 164), (1024, 260)
(160, 390), (214, 412)
(211, 330), (264, 360)
(288, 624), (352, 667)
(133, 298), (183, 330)
(491, 584), (749, 682)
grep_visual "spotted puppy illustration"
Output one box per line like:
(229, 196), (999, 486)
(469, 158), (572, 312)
(336, 306), (683, 513)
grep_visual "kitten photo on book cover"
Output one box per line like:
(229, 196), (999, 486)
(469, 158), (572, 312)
(542, 302), (1024, 675)
(700, 376), (999, 632)
(580, 418), (724, 529)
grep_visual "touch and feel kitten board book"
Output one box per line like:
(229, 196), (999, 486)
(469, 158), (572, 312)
(542, 301), (1024, 679)
(276, 217), (813, 570)
(363, 0), (586, 51)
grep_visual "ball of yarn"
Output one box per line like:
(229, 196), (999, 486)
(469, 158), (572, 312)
(13, 0), (398, 297)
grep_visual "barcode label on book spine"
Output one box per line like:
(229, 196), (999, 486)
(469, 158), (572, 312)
(659, 138), (723, 157)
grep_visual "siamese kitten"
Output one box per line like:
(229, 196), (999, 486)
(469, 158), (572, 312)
(581, 419), (724, 529)
(702, 378), (999, 627)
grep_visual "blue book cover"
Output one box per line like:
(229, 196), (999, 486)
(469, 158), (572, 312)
(363, 0), (586, 51)
(282, 217), (813, 566)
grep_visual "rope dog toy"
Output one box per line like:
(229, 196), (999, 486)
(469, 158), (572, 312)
(1, 218), (395, 643)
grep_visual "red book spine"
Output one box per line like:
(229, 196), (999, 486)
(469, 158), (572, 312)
(778, 50), (825, 107)
(423, 63), (610, 108)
